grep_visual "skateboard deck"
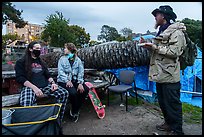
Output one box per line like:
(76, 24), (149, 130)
(85, 82), (105, 119)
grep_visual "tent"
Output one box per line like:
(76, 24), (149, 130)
(105, 46), (202, 108)
(133, 34), (155, 41)
(180, 46), (202, 107)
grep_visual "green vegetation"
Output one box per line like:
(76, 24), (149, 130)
(2, 3), (201, 50)
(101, 92), (117, 105)
(107, 94), (202, 124)
(101, 92), (144, 106)
(182, 102), (202, 124)
(41, 11), (71, 48)
(2, 33), (21, 49)
(180, 18), (202, 50)
(67, 25), (90, 48)
(97, 25), (120, 42)
(2, 2), (27, 28)
(97, 25), (132, 42)
(128, 96), (143, 106)
(152, 101), (202, 124)
(41, 11), (90, 48)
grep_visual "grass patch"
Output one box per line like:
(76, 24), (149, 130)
(101, 91), (202, 124)
(182, 102), (202, 124)
(101, 92), (143, 106)
(100, 92), (117, 105)
(152, 101), (160, 107)
(151, 101), (202, 124)
(128, 97), (143, 106)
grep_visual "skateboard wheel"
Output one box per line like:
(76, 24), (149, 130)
(98, 113), (105, 119)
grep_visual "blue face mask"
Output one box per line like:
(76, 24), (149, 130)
(67, 53), (74, 59)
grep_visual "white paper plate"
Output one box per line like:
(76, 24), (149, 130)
(137, 43), (146, 47)
(138, 43), (152, 47)
(94, 80), (103, 83)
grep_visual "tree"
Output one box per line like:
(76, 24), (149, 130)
(2, 2), (27, 28)
(31, 34), (41, 41)
(120, 27), (133, 38)
(2, 33), (20, 49)
(115, 35), (126, 42)
(67, 25), (90, 48)
(97, 25), (120, 42)
(41, 11), (71, 47)
(77, 41), (150, 69)
(89, 40), (101, 47)
(180, 18), (202, 50)
(41, 40), (150, 69)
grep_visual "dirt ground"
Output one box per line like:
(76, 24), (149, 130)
(61, 94), (202, 135)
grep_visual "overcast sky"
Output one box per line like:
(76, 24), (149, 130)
(2, 2), (202, 41)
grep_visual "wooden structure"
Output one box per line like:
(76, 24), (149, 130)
(2, 68), (110, 107)
(3, 40), (150, 107)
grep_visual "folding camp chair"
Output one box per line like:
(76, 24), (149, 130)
(107, 70), (138, 111)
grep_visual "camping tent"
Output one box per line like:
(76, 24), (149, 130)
(105, 46), (202, 108)
(180, 46), (202, 107)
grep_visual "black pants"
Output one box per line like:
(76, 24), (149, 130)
(156, 82), (183, 134)
(58, 81), (89, 115)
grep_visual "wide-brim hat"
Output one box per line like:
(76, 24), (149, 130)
(152, 5), (177, 20)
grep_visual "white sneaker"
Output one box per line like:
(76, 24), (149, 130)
(69, 109), (73, 117)
(72, 115), (79, 123)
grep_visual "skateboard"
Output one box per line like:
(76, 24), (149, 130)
(85, 82), (105, 119)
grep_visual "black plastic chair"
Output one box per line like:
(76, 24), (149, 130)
(107, 70), (138, 111)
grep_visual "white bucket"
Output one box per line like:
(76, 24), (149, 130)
(2, 109), (15, 125)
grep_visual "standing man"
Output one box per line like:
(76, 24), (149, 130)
(141, 5), (186, 135)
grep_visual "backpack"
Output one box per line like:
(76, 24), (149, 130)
(179, 31), (197, 70)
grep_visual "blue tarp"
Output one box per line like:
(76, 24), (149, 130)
(105, 66), (157, 93)
(105, 47), (202, 108)
(180, 47), (202, 92)
(191, 97), (202, 108)
(133, 34), (155, 41)
(180, 47), (202, 108)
